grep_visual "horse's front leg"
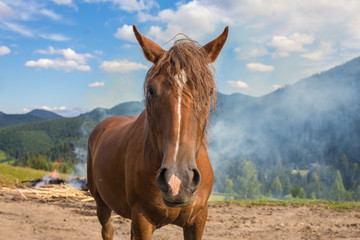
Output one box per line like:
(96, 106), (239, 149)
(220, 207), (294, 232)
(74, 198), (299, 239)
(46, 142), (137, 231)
(183, 204), (208, 240)
(131, 210), (155, 240)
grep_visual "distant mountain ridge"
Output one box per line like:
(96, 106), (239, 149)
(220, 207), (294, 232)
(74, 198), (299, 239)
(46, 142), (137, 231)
(79, 101), (144, 122)
(0, 109), (63, 128)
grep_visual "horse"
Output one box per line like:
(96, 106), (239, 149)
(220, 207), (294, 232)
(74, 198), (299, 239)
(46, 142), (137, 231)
(87, 25), (228, 240)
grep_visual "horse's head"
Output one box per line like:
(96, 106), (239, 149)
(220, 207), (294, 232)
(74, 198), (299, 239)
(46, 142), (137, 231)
(133, 25), (228, 207)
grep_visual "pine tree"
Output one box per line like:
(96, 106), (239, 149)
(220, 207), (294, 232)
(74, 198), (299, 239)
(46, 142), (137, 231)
(307, 172), (321, 199)
(329, 170), (347, 201)
(269, 176), (283, 198)
(290, 185), (306, 199)
(233, 160), (262, 199)
(224, 179), (234, 200)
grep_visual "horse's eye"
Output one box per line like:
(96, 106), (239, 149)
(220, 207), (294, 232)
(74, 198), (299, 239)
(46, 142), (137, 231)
(148, 87), (155, 98)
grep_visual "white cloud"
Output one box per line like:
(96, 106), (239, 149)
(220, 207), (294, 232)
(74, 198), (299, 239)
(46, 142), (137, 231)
(341, 40), (360, 50)
(137, 11), (159, 22)
(302, 41), (335, 60)
(144, 1), (231, 42)
(23, 106), (64, 112)
(26, 47), (93, 72)
(248, 47), (270, 58)
(0, 1), (73, 42)
(93, 50), (103, 55)
(83, 0), (157, 12)
(121, 43), (134, 49)
(0, 46), (11, 56)
(239, 46), (270, 60)
(39, 33), (70, 42)
(269, 33), (314, 57)
(200, 0), (360, 32)
(0, 2), (15, 19)
(2, 22), (70, 41)
(234, 47), (241, 52)
(114, 24), (136, 42)
(273, 84), (284, 90)
(227, 80), (249, 89)
(35, 46), (93, 64)
(100, 59), (148, 73)
(39, 9), (61, 20)
(52, 0), (73, 5)
(25, 58), (91, 72)
(3, 21), (34, 37)
(88, 81), (104, 87)
(246, 63), (275, 72)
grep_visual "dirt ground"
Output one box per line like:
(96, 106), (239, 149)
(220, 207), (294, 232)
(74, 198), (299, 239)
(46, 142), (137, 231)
(1, 194), (360, 240)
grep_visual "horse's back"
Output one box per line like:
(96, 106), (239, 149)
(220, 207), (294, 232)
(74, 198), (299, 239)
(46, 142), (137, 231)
(87, 115), (138, 218)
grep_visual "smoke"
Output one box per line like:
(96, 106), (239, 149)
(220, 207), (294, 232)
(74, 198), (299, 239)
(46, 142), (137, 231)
(72, 108), (112, 178)
(72, 102), (144, 178)
(208, 57), (360, 196)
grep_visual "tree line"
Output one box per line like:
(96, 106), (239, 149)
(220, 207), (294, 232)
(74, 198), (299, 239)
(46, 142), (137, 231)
(214, 156), (360, 201)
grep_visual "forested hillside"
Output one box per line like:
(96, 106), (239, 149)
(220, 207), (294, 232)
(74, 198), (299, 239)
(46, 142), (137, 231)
(210, 56), (360, 201)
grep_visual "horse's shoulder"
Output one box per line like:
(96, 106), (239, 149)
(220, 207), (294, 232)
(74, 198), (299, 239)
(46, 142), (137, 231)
(88, 115), (138, 147)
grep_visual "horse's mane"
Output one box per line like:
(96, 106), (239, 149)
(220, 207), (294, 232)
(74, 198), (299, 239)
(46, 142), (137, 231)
(144, 38), (217, 135)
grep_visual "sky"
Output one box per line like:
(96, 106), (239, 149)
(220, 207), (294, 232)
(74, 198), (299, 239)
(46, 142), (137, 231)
(0, 0), (360, 117)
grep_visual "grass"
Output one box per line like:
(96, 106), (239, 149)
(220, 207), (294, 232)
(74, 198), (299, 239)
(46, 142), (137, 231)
(209, 196), (360, 212)
(0, 150), (16, 165)
(0, 150), (7, 161)
(209, 192), (226, 201)
(0, 164), (68, 187)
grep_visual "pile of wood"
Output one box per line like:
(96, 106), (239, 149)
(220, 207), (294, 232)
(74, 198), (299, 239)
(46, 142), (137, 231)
(0, 183), (94, 202)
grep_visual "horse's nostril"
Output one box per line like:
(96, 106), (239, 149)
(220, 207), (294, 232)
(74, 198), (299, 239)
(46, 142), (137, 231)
(156, 168), (169, 193)
(190, 168), (201, 193)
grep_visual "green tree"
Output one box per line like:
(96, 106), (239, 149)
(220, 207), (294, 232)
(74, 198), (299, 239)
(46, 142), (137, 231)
(224, 179), (235, 200)
(307, 172), (321, 199)
(269, 176), (283, 198)
(279, 171), (292, 195)
(290, 185), (306, 199)
(232, 160), (262, 199)
(340, 154), (350, 172)
(329, 170), (347, 201)
(354, 185), (360, 201)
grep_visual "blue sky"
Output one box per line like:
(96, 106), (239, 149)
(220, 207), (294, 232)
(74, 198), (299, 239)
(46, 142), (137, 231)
(1, 0), (360, 116)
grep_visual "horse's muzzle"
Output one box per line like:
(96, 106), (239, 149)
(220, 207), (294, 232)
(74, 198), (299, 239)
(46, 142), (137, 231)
(156, 166), (201, 207)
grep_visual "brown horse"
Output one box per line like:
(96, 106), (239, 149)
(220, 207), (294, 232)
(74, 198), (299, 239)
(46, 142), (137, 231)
(87, 25), (228, 240)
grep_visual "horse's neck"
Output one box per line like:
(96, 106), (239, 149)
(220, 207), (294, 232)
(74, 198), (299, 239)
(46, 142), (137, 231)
(130, 110), (162, 166)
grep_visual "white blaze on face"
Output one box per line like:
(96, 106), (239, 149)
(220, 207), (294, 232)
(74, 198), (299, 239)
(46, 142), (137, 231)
(173, 70), (187, 163)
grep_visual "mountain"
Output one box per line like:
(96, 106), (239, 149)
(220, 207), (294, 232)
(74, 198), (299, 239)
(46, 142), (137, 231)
(26, 109), (62, 120)
(79, 101), (144, 122)
(0, 109), (63, 128)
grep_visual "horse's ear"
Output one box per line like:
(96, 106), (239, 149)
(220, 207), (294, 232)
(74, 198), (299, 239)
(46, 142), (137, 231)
(133, 25), (165, 63)
(203, 26), (229, 63)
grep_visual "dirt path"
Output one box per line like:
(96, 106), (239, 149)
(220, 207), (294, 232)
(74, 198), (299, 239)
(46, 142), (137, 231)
(1, 194), (360, 240)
